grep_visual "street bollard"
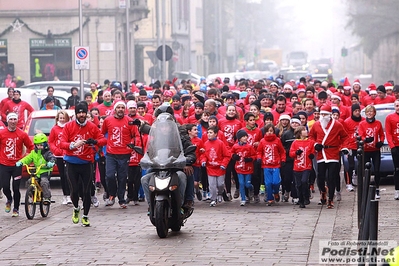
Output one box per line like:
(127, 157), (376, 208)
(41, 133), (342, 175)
(356, 136), (364, 228)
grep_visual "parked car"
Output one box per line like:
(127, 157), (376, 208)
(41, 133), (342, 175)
(22, 109), (75, 177)
(21, 81), (91, 95)
(342, 103), (395, 177)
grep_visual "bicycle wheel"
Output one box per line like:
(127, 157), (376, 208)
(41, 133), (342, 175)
(25, 186), (36, 220)
(39, 194), (50, 218)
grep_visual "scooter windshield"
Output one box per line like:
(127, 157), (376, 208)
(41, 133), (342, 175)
(140, 119), (186, 170)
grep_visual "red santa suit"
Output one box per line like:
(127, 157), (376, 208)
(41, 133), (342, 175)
(309, 118), (349, 163)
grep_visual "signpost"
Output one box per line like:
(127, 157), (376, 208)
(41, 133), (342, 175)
(74, 46), (90, 70)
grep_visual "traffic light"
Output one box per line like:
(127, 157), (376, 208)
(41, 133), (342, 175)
(341, 47), (348, 57)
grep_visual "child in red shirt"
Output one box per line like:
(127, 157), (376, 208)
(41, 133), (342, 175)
(231, 129), (256, 206)
(201, 126), (231, 207)
(289, 126), (315, 208)
(257, 123), (286, 206)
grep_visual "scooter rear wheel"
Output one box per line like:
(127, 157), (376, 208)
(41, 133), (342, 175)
(155, 200), (169, 238)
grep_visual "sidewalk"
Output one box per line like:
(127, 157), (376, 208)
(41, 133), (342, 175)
(0, 182), (397, 266)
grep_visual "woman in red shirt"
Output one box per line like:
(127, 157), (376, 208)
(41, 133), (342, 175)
(358, 105), (384, 199)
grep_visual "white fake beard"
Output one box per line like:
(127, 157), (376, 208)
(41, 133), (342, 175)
(320, 115), (331, 128)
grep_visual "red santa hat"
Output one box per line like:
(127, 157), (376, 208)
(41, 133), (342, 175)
(284, 82), (293, 90)
(320, 104), (332, 115)
(384, 82), (393, 90)
(296, 83), (306, 93)
(353, 79), (361, 87)
(343, 77), (351, 90)
(331, 93), (341, 101)
(368, 83), (377, 91)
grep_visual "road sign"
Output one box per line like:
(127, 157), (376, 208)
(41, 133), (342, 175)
(156, 45), (173, 61)
(74, 46), (90, 70)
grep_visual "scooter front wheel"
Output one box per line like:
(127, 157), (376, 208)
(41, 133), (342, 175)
(155, 200), (169, 238)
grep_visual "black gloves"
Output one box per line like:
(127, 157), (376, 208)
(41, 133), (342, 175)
(376, 142), (384, 149)
(315, 144), (324, 151)
(86, 138), (98, 145)
(308, 154), (315, 159)
(244, 157), (253, 162)
(232, 154), (240, 161)
(365, 137), (374, 143)
(341, 149), (349, 155)
(296, 149), (303, 155)
(132, 119), (142, 126)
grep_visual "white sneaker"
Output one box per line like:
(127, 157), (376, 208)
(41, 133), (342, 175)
(66, 196), (72, 204)
(336, 191), (342, 201)
(210, 200), (216, 207)
(62, 196), (68, 205)
(240, 201), (245, 206)
(346, 184), (354, 192)
(375, 189), (381, 199)
(395, 190), (399, 200)
(91, 196), (99, 207)
(217, 195), (223, 203)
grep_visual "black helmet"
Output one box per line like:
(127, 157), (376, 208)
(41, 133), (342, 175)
(154, 104), (174, 118)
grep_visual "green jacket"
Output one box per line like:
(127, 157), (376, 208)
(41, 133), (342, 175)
(19, 148), (56, 177)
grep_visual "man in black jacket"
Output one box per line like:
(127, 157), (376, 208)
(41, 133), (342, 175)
(66, 87), (80, 109)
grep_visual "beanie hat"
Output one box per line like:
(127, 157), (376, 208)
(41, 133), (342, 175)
(6, 112), (18, 122)
(75, 102), (88, 114)
(103, 91), (112, 97)
(181, 94), (191, 103)
(195, 102), (204, 109)
(163, 90), (173, 97)
(332, 106), (340, 114)
(172, 94), (181, 101)
(297, 111), (308, 120)
(194, 91), (205, 104)
(263, 112), (274, 122)
(127, 100), (137, 109)
(236, 129), (248, 141)
(377, 85), (386, 94)
(393, 85), (399, 93)
(279, 114), (291, 122)
(290, 117), (301, 125)
(351, 103), (361, 113)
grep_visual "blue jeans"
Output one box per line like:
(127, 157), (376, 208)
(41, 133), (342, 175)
(105, 154), (130, 204)
(263, 168), (281, 201)
(237, 173), (253, 201)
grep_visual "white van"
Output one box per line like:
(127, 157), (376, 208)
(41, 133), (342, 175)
(0, 88), (40, 111)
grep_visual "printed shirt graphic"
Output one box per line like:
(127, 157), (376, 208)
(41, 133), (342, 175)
(5, 137), (18, 159)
